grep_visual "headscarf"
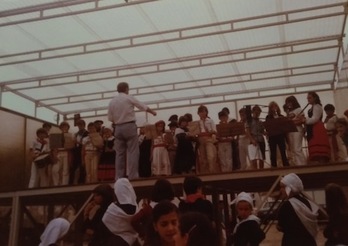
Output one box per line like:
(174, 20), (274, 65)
(231, 192), (254, 207)
(231, 192), (260, 234)
(281, 174), (319, 239)
(114, 178), (137, 206)
(39, 218), (70, 246)
(102, 178), (138, 245)
(281, 173), (304, 197)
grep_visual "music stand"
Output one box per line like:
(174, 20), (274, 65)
(216, 122), (245, 137)
(49, 133), (64, 149)
(264, 117), (297, 136)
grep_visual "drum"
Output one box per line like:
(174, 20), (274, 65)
(34, 153), (52, 168)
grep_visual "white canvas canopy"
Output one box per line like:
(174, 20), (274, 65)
(1, 0), (348, 122)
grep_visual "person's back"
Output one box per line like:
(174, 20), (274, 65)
(179, 176), (214, 220)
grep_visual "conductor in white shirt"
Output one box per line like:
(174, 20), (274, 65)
(108, 82), (157, 180)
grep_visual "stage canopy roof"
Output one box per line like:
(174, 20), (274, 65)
(1, 0), (348, 121)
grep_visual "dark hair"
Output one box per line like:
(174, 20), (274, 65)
(152, 200), (178, 223)
(308, 91), (321, 105)
(87, 122), (96, 129)
(42, 122), (52, 129)
(285, 95), (301, 110)
(218, 110), (228, 119)
(222, 107), (230, 114)
(144, 201), (179, 246)
(183, 176), (203, 195)
(93, 184), (114, 208)
(151, 179), (175, 203)
(325, 183), (348, 216)
(184, 113), (193, 122)
(36, 128), (48, 136)
(59, 121), (70, 129)
(178, 116), (189, 126)
(178, 212), (217, 246)
(252, 105), (261, 112)
(76, 119), (86, 126)
(197, 105), (208, 114)
(117, 82), (129, 93)
(324, 104), (335, 112)
(267, 101), (281, 116)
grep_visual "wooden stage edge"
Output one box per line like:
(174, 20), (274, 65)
(1, 161), (348, 204)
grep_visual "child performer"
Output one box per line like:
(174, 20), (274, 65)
(98, 126), (116, 181)
(229, 192), (265, 246)
(138, 126), (152, 177)
(151, 120), (171, 176)
(82, 122), (102, 183)
(245, 105), (266, 169)
(28, 128), (51, 188)
(173, 116), (195, 174)
(197, 105), (219, 174)
(57, 121), (74, 185)
(217, 110), (233, 172)
(238, 108), (250, 170)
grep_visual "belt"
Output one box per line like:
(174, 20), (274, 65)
(116, 121), (135, 125)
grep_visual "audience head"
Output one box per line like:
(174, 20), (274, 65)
(325, 183), (348, 216)
(231, 192), (254, 220)
(151, 178), (175, 203)
(280, 173), (304, 198)
(174, 212), (216, 246)
(114, 178), (137, 206)
(183, 176), (203, 196)
(40, 218), (70, 246)
(92, 184), (114, 208)
(149, 200), (179, 246)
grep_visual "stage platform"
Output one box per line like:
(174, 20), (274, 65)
(0, 162), (347, 246)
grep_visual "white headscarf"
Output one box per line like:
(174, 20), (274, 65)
(281, 173), (319, 239)
(231, 192), (254, 207)
(102, 178), (138, 245)
(281, 173), (304, 196)
(114, 178), (137, 206)
(39, 218), (70, 246)
(231, 192), (260, 234)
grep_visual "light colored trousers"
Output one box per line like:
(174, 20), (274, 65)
(114, 122), (139, 180)
(288, 131), (306, 166)
(84, 151), (100, 183)
(197, 136), (218, 174)
(218, 142), (232, 172)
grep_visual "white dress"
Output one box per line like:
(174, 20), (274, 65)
(151, 134), (171, 175)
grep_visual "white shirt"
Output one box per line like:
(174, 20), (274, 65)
(108, 92), (148, 124)
(199, 118), (216, 133)
(306, 104), (323, 125)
